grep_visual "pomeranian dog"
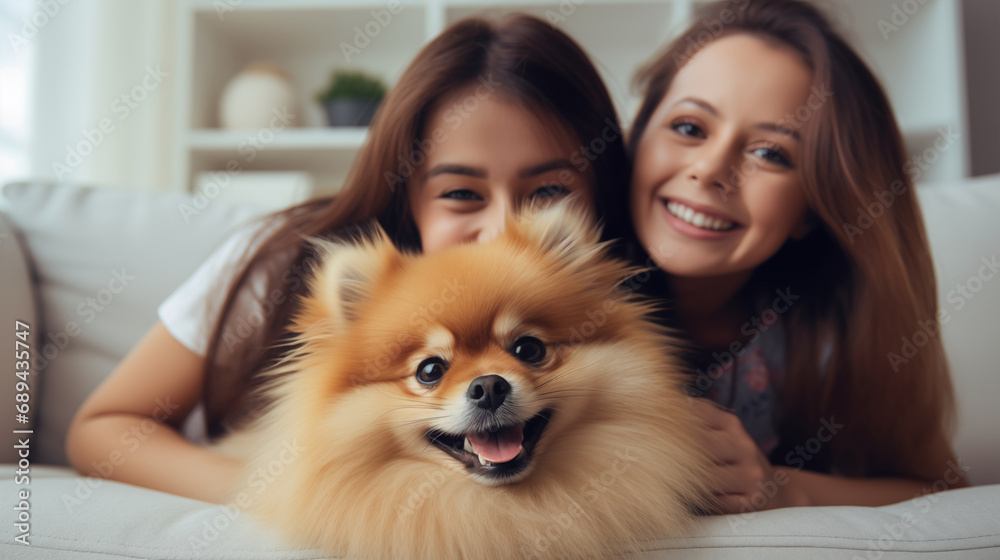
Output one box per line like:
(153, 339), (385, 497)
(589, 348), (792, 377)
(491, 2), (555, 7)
(218, 201), (715, 559)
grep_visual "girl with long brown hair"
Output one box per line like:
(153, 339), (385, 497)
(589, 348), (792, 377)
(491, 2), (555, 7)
(66, 14), (631, 503)
(629, 0), (967, 513)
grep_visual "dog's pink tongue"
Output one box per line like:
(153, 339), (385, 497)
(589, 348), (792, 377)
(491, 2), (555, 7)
(467, 425), (524, 463)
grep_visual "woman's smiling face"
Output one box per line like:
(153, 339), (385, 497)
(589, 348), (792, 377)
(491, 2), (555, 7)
(631, 33), (815, 278)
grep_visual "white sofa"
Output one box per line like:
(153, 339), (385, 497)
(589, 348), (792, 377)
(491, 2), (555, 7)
(1, 179), (998, 558)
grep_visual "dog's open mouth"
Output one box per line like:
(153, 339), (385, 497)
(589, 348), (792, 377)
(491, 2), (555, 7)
(426, 410), (552, 481)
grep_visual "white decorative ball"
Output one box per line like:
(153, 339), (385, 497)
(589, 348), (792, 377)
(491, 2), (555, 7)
(218, 64), (298, 129)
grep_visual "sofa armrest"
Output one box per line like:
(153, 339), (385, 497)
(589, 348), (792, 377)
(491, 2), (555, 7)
(0, 210), (38, 464)
(1, 181), (264, 466)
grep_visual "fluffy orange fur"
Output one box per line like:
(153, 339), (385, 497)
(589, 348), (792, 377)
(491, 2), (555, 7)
(218, 203), (715, 559)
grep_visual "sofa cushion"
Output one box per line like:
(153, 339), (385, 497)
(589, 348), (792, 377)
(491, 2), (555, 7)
(0, 182), (263, 465)
(916, 174), (1000, 485)
(1, 465), (998, 558)
(0, 211), (38, 464)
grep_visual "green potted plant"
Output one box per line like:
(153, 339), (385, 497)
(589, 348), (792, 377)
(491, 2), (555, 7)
(317, 70), (387, 127)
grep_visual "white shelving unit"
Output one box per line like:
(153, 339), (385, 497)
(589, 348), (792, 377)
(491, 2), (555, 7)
(828, 0), (968, 181)
(172, 0), (968, 205)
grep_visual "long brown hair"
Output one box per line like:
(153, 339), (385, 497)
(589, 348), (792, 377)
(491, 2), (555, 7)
(629, 0), (954, 478)
(200, 14), (631, 439)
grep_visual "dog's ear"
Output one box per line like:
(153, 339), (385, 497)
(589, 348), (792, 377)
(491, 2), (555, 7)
(515, 195), (606, 271)
(304, 224), (399, 327)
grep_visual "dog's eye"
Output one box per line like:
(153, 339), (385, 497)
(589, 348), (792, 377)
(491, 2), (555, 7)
(510, 336), (546, 364)
(416, 357), (447, 385)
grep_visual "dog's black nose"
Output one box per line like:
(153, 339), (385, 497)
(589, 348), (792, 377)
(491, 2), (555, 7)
(467, 375), (510, 411)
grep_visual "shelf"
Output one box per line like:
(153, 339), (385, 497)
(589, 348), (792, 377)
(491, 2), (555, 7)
(192, 5), (427, 58)
(174, 0), (969, 200)
(188, 142), (359, 197)
(188, 4), (427, 129)
(191, 0), (427, 11)
(188, 127), (368, 151)
(444, 2), (678, 125)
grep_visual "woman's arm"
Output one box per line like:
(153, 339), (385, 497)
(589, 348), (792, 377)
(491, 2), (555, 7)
(778, 460), (969, 508)
(65, 321), (241, 504)
(693, 399), (969, 512)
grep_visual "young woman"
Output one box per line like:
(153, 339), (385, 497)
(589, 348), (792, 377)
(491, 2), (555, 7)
(627, 0), (967, 513)
(66, 14), (631, 504)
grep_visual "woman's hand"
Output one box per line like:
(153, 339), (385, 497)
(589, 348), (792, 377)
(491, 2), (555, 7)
(692, 398), (806, 513)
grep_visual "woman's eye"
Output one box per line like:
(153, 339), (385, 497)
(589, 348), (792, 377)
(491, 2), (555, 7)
(416, 357), (448, 385)
(441, 189), (482, 201)
(510, 336), (546, 364)
(531, 185), (570, 200)
(671, 121), (705, 139)
(751, 147), (792, 168)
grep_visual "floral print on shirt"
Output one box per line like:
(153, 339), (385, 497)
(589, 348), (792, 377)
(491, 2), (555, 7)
(701, 325), (785, 457)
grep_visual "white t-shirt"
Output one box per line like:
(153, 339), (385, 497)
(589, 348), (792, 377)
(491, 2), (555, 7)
(157, 218), (282, 444)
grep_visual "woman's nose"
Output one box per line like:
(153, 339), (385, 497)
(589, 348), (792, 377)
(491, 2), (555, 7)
(474, 194), (516, 244)
(688, 139), (738, 194)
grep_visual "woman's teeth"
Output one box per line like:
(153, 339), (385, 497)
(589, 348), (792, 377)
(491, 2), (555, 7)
(666, 200), (735, 231)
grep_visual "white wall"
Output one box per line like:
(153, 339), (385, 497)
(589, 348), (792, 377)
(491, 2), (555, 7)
(1, 0), (38, 189)
(28, 0), (177, 191)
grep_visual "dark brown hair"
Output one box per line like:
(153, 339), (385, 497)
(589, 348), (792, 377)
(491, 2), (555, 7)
(630, 0), (955, 478)
(200, 14), (631, 438)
